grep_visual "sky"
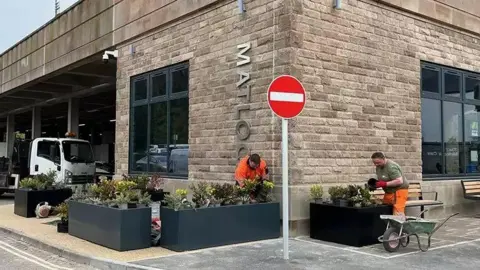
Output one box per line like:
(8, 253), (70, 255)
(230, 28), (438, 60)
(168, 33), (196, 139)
(0, 0), (78, 54)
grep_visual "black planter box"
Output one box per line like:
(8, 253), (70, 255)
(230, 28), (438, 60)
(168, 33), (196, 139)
(160, 202), (281, 251)
(68, 201), (151, 251)
(310, 203), (392, 247)
(14, 188), (73, 218)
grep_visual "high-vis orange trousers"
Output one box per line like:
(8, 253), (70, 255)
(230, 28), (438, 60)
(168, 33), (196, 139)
(383, 189), (408, 215)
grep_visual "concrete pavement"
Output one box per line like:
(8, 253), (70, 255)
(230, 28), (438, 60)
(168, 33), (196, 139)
(0, 230), (99, 270)
(131, 215), (480, 270)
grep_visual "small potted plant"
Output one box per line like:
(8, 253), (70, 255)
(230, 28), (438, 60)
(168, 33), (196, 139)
(162, 189), (193, 211)
(310, 184), (323, 204)
(55, 202), (69, 233)
(328, 186), (348, 207)
(190, 182), (211, 208)
(146, 174), (166, 202)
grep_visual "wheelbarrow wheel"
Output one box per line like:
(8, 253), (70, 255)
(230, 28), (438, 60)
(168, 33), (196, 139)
(382, 227), (401, 252)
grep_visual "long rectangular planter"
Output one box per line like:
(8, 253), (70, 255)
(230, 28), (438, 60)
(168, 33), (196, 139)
(68, 201), (151, 251)
(310, 203), (392, 247)
(160, 202), (281, 252)
(14, 188), (73, 218)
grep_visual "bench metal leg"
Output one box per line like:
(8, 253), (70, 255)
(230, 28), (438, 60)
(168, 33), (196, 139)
(421, 205), (425, 218)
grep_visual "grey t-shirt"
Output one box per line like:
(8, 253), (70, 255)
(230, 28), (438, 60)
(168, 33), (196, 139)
(375, 160), (409, 193)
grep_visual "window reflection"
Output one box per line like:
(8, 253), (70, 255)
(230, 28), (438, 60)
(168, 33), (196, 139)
(421, 98), (442, 174)
(443, 101), (463, 174)
(464, 105), (480, 173)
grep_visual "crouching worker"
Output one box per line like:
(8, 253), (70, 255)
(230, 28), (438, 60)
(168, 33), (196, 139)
(234, 154), (269, 201)
(369, 152), (409, 217)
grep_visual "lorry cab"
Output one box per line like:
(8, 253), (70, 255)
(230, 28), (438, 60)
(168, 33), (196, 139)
(29, 138), (96, 186)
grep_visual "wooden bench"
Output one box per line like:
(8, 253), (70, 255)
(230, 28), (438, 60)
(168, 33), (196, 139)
(370, 182), (443, 217)
(461, 180), (480, 200)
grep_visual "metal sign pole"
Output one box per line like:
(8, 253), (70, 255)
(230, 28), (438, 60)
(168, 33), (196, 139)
(282, 118), (289, 260)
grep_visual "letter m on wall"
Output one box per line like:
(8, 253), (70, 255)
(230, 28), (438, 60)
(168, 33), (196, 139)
(236, 42), (251, 66)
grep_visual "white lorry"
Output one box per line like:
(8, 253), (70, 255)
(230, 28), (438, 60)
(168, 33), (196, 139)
(0, 137), (96, 195)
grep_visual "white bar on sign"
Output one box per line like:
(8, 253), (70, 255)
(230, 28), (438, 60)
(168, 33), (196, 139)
(270, 91), (304, 103)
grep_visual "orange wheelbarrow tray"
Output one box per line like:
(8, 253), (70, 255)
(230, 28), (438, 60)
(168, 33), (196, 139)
(377, 210), (459, 253)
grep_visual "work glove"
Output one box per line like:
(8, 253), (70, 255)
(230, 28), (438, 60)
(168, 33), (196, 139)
(375, 181), (387, 188)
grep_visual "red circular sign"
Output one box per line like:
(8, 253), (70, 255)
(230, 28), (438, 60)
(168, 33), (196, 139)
(267, 75), (306, 119)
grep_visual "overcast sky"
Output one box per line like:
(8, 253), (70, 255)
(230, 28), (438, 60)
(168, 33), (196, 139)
(0, 0), (78, 54)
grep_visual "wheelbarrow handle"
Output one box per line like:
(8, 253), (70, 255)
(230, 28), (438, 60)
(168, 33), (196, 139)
(431, 212), (459, 235)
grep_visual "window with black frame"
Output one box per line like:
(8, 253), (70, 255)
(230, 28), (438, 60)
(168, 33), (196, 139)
(129, 62), (189, 177)
(421, 62), (480, 177)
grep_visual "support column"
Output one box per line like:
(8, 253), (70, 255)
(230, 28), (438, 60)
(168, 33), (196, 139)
(67, 98), (79, 136)
(6, 114), (15, 171)
(32, 107), (41, 139)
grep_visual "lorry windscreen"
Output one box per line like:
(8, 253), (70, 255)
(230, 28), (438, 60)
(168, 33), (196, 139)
(62, 141), (94, 163)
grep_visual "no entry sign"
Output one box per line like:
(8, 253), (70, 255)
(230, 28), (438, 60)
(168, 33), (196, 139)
(266, 75), (307, 260)
(267, 75), (306, 119)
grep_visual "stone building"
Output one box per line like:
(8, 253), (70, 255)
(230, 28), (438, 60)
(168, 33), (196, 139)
(1, 0), (480, 235)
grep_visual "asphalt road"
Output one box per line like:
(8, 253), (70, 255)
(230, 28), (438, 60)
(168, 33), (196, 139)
(0, 195), (98, 270)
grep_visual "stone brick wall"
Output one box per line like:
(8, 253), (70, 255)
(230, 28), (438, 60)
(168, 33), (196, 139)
(115, 0), (292, 182)
(289, 0), (480, 185)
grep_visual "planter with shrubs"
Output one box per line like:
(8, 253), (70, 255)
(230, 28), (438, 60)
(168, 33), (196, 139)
(160, 179), (280, 252)
(68, 175), (153, 251)
(310, 184), (392, 247)
(14, 171), (73, 218)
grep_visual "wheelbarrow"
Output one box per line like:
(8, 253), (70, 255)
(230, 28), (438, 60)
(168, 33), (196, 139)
(377, 210), (459, 252)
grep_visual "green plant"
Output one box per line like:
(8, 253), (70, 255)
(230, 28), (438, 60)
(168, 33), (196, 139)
(138, 192), (152, 205)
(36, 170), (57, 188)
(89, 179), (116, 201)
(234, 185), (250, 204)
(123, 174), (150, 191)
(211, 183), (236, 205)
(114, 180), (137, 194)
(310, 184), (323, 200)
(19, 178), (44, 190)
(190, 182), (210, 207)
(257, 181), (275, 203)
(163, 189), (192, 211)
(114, 193), (130, 205)
(328, 186), (347, 200)
(55, 202), (69, 223)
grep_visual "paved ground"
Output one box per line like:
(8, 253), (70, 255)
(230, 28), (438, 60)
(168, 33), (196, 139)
(0, 230), (98, 270)
(0, 194), (14, 206)
(132, 215), (480, 270)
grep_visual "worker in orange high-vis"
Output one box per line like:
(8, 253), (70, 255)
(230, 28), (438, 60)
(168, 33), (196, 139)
(234, 153), (269, 187)
(370, 152), (409, 217)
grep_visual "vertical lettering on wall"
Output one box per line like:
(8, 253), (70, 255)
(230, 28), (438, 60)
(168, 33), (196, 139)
(235, 42), (252, 159)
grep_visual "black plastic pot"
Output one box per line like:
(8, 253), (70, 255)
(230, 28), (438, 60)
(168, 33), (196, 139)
(310, 203), (392, 247)
(57, 221), (68, 233)
(160, 202), (281, 252)
(14, 188), (73, 218)
(68, 201), (151, 251)
(148, 190), (169, 205)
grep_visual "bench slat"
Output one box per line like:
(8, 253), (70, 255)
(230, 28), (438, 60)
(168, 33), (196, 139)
(464, 184), (480, 190)
(463, 181), (480, 186)
(466, 189), (480, 194)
